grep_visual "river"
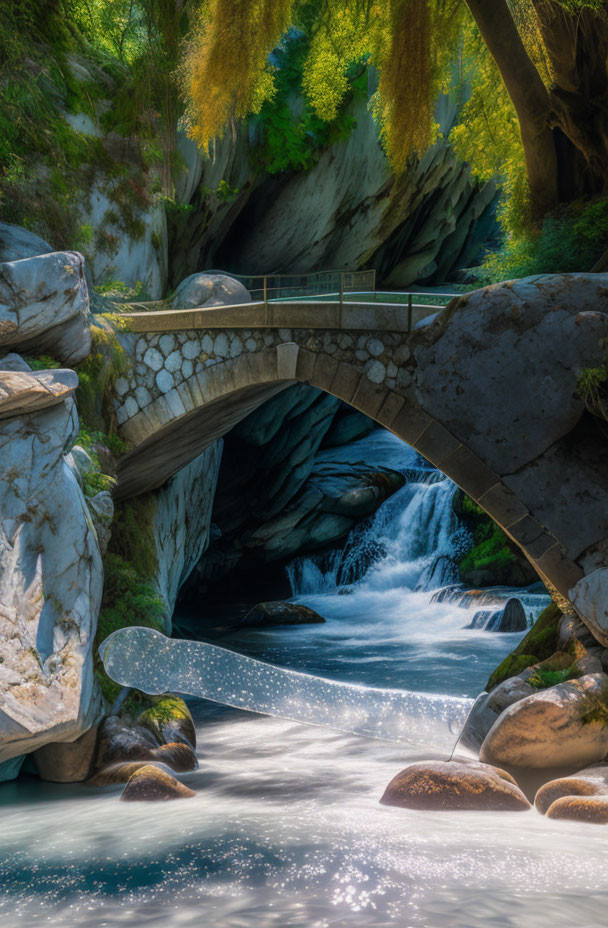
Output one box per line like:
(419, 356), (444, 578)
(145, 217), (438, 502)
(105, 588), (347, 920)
(0, 429), (606, 927)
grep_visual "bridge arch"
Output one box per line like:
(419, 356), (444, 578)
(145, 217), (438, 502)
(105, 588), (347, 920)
(115, 342), (582, 601)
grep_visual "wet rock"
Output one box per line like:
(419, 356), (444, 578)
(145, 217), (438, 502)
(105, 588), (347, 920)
(240, 601), (326, 628)
(90, 760), (178, 787)
(546, 795), (608, 824)
(380, 759), (530, 812)
(95, 716), (159, 767)
(467, 598), (526, 633)
(456, 678), (536, 753)
(120, 764), (195, 802)
(0, 251), (91, 365)
(151, 742), (197, 773)
(489, 598), (527, 633)
(33, 724), (98, 783)
(570, 569), (608, 648)
(171, 272), (251, 310)
(480, 673), (608, 769)
(535, 764), (608, 815)
(137, 695), (197, 750)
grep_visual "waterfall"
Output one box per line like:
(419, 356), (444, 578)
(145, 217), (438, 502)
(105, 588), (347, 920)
(288, 460), (468, 598)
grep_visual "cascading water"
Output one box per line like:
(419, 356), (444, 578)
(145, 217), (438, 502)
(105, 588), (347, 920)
(288, 437), (467, 598)
(0, 427), (598, 928)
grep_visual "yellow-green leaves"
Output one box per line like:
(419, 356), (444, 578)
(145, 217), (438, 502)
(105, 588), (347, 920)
(183, 0), (295, 152)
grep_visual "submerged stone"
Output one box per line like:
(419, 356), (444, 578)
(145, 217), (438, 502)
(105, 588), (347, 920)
(240, 601), (326, 628)
(535, 764), (608, 816)
(380, 759), (530, 812)
(120, 764), (195, 802)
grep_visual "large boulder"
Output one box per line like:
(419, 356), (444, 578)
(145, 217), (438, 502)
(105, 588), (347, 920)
(415, 274), (608, 579)
(0, 222), (52, 262)
(0, 364), (103, 767)
(380, 759), (530, 811)
(480, 673), (608, 769)
(171, 272), (251, 310)
(456, 677), (537, 754)
(0, 251), (91, 365)
(570, 569), (608, 647)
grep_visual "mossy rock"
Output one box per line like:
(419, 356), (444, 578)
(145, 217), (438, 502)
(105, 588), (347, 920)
(137, 695), (196, 750)
(455, 491), (537, 588)
(486, 603), (561, 691)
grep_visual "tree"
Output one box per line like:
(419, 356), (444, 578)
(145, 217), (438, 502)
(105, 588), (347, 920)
(182, 0), (608, 221)
(466, 0), (608, 217)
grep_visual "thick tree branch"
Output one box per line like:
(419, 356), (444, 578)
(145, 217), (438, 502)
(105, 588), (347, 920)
(465, 0), (559, 217)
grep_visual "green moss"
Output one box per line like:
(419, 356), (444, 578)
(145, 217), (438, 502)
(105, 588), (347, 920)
(486, 603), (562, 691)
(478, 198), (608, 285)
(527, 665), (576, 690)
(95, 553), (166, 703)
(456, 492), (535, 587)
(487, 653), (539, 692)
(75, 425), (129, 497)
(582, 703), (608, 726)
(75, 324), (128, 432)
(22, 355), (61, 371)
(108, 496), (159, 580)
(138, 695), (190, 728)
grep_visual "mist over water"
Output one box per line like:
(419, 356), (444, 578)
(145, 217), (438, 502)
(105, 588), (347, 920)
(2, 427), (597, 928)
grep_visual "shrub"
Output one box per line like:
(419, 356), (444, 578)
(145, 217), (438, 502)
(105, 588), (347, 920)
(479, 198), (608, 284)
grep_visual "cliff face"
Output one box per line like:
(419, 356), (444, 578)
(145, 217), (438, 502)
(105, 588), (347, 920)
(169, 95), (498, 291)
(0, 35), (498, 300)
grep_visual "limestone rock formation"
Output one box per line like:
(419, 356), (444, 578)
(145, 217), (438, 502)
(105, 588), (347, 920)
(197, 96), (497, 288)
(0, 361), (103, 767)
(380, 759), (530, 811)
(151, 442), (223, 627)
(480, 673), (608, 769)
(0, 250), (91, 365)
(171, 272), (252, 310)
(240, 601), (326, 627)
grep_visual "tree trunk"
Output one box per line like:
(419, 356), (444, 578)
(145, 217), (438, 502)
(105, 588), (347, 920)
(465, 0), (560, 219)
(531, 0), (608, 194)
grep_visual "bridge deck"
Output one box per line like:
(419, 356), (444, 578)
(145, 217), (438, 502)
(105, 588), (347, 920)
(119, 299), (450, 333)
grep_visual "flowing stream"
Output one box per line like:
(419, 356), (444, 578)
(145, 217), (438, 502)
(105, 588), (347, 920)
(1, 429), (606, 928)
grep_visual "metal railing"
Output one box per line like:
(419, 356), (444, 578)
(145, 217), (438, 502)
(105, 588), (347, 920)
(125, 268), (460, 332)
(206, 268), (377, 301)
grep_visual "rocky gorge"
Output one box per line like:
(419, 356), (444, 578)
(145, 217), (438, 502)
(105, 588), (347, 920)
(1, 212), (608, 819)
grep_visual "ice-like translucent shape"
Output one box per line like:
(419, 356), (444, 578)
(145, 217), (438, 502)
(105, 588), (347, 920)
(100, 627), (474, 751)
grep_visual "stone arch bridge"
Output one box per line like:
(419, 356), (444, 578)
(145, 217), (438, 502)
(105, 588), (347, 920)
(112, 277), (608, 604)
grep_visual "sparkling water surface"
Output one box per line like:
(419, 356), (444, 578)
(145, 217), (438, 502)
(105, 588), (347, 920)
(1, 429), (603, 928)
